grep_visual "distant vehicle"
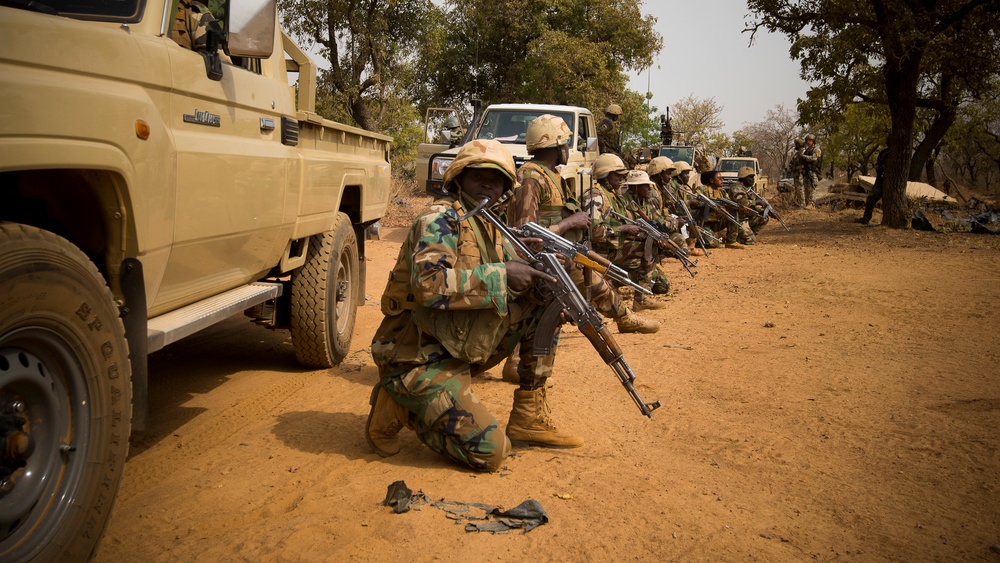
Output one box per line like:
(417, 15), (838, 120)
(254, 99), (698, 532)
(416, 103), (600, 198)
(716, 157), (769, 194)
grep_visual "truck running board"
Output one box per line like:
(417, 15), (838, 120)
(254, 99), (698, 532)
(147, 282), (283, 353)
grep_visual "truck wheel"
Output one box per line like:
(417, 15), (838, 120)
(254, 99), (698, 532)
(0, 223), (132, 562)
(291, 213), (359, 368)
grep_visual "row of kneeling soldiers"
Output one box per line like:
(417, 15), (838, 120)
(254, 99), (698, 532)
(363, 114), (775, 473)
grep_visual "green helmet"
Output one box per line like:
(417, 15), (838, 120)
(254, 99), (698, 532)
(443, 116), (461, 129)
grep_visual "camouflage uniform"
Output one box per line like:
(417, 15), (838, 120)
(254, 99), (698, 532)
(511, 161), (627, 319)
(597, 118), (622, 157)
(584, 182), (659, 290)
(621, 190), (680, 293)
(172, 0), (221, 51)
(800, 141), (823, 206)
(692, 182), (739, 245)
(371, 196), (557, 471)
(787, 140), (806, 207)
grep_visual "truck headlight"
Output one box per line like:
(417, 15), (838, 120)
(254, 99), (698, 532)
(430, 156), (453, 181)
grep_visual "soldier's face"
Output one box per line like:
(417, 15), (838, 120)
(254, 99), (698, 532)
(678, 171), (690, 184)
(459, 167), (506, 206)
(710, 174), (724, 188)
(607, 171), (627, 191)
(634, 184), (650, 198)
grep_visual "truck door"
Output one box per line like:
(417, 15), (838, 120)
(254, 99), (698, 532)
(158, 39), (294, 311)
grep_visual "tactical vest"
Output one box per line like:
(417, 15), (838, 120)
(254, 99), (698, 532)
(379, 199), (515, 364)
(519, 161), (583, 242)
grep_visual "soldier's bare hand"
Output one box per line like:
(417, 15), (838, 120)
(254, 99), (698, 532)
(506, 260), (556, 293)
(619, 225), (642, 237)
(558, 211), (591, 233)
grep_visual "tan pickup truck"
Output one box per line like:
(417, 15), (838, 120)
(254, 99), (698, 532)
(0, 0), (390, 559)
(416, 103), (600, 198)
(715, 157), (770, 194)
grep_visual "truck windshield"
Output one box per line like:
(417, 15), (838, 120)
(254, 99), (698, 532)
(718, 159), (754, 172)
(658, 146), (694, 165)
(475, 110), (576, 145)
(3, 0), (144, 21)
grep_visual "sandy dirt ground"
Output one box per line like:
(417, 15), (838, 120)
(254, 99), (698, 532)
(95, 206), (1000, 561)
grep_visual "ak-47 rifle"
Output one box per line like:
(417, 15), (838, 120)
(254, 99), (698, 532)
(514, 222), (652, 295)
(608, 208), (698, 278)
(746, 185), (790, 231)
(460, 196), (662, 418)
(716, 196), (765, 221)
(688, 191), (750, 239)
(661, 186), (712, 255)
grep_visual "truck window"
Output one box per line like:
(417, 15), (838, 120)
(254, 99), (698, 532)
(718, 159), (752, 172)
(659, 146), (694, 165)
(12, 0), (144, 21)
(475, 109), (575, 144)
(577, 116), (588, 147)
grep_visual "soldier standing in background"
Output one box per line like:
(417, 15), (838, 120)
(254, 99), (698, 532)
(860, 139), (890, 225)
(800, 133), (822, 208)
(787, 137), (806, 207)
(438, 115), (466, 148)
(366, 140), (584, 472)
(598, 103), (624, 158)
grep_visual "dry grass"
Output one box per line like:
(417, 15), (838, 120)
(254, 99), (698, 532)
(381, 171), (434, 228)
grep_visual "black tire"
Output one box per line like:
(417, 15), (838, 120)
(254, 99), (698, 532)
(290, 213), (359, 368)
(0, 222), (132, 562)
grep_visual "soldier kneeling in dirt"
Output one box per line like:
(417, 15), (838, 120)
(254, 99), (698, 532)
(366, 140), (584, 473)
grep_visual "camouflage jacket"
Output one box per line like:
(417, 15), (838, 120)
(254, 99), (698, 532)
(597, 118), (621, 155)
(172, 0), (221, 51)
(372, 197), (528, 367)
(583, 183), (631, 251)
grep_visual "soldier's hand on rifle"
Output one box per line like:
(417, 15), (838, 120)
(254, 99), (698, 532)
(619, 224), (642, 238)
(506, 260), (556, 293)
(556, 211), (591, 234)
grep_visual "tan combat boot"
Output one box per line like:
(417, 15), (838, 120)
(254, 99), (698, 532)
(506, 388), (583, 448)
(366, 383), (410, 457)
(615, 308), (660, 334)
(632, 292), (666, 312)
(725, 241), (746, 249)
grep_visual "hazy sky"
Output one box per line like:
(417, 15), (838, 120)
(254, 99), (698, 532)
(629, 0), (813, 134)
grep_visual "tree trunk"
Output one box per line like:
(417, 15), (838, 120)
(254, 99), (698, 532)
(881, 54), (923, 229)
(909, 107), (956, 181)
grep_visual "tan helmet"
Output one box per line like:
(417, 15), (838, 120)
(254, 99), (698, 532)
(805, 133), (816, 142)
(738, 166), (756, 180)
(647, 156), (676, 178)
(592, 153), (628, 180)
(671, 161), (693, 177)
(605, 103), (622, 116)
(794, 137), (805, 149)
(625, 169), (654, 187)
(525, 114), (571, 153)
(443, 139), (517, 193)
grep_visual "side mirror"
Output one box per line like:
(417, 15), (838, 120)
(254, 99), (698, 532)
(225, 0), (276, 58)
(586, 137), (598, 153)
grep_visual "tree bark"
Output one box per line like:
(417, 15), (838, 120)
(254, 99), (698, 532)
(909, 108), (956, 182)
(881, 53), (923, 229)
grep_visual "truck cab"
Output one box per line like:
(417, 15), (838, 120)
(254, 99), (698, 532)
(715, 157), (769, 194)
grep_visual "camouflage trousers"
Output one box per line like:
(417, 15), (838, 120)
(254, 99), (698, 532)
(379, 305), (560, 472)
(571, 264), (627, 319)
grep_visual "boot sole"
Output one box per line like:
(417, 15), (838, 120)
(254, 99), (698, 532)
(366, 383), (399, 458)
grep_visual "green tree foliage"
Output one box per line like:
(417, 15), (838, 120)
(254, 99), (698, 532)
(670, 94), (729, 156)
(278, 0), (436, 133)
(416, 0), (662, 114)
(941, 97), (1000, 191)
(747, 0), (1000, 228)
